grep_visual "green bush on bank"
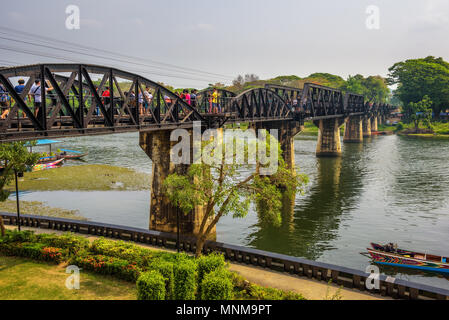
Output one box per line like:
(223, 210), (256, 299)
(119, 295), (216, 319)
(173, 259), (197, 300)
(137, 270), (166, 300)
(148, 260), (174, 299)
(0, 242), (64, 263)
(37, 233), (89, 255)
(200, 268), (233, 300)
(70, 253), (140, 282)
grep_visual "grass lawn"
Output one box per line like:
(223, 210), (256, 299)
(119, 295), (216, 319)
(0, 256), (137, 300)
(6, 164), (150, 192)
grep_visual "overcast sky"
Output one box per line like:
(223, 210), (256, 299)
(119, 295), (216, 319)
(0, 0), (448, 88)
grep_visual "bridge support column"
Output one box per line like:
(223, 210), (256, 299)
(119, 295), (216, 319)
(139, 130), (215, 236)
(251, 121), (303, 172)
(362, 117), (371, 137)
(314, 118), (345, 157)
(371, 116), (378, 132)
(343, 116), (363, 143)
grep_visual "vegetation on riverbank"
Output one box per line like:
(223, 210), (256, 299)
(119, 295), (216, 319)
(6, 164), (150, 191)
(0, 200), (86, 220)
(0, 230), (306, 300)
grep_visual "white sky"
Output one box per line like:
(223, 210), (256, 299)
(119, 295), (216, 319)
(0, 0), (448, 88)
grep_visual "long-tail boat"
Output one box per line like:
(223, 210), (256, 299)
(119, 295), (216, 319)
(367, 243), (449, 274)
(31, 158), (64, 172)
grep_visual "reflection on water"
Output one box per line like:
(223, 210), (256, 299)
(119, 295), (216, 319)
(21, 132), (449, 289)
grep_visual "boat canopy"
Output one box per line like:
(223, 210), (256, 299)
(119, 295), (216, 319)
(25, 139), (61, 146)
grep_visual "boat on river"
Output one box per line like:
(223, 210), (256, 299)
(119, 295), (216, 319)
(31, 158), (64, 172)
(29, 139), (87, 163)
(367, 243), (449, 274)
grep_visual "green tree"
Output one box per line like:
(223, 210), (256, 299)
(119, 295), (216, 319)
(163, 133), (308, 257)
(403, 95), (433, 132)
(388, 56), (449, 118)
(0, 141), (40, 236)
(340, 75), (365, 95)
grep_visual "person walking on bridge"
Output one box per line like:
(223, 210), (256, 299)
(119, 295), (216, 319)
(212, 88), (219, 113)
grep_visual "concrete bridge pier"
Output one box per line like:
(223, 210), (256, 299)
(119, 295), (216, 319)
(371, 116), (378, 132)
(313, 118), (345, 157)
(362, 117), (372, 137)
(139, 130), (215, 237)
(250, 120), (303, 172)
(343, 116), (363, 143)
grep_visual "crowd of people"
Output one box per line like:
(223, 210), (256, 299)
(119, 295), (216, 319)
(0, 80), (225, 121)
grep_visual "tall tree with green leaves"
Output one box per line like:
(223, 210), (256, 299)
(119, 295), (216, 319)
(388, 56), (449, 118)
(163, 133), (308, 257)
(403, 95), (433, 132)
(0, 141), (40, 236)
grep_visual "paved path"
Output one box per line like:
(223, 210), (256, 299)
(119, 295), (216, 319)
(5, 225), (385, 300)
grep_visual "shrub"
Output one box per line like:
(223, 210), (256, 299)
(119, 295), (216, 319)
(173, 259), (197, 300)
(148, 260), (174, 299)
(249, 284), (305, 300)
(137, 271), (166, 300)
(71, 254), (140, 281)
(0, 230), (36, 244)
(37, 233), (89, 255)
(90, 238), (153, 267)
(0, 242), (64, 263)
(197, 252), (226, 286)
(200, 268), (233, 300)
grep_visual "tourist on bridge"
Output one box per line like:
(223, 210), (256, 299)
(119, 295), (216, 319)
(137, 89), (144, 115)
(212, 88), (219, 113)
(143, 86), (153, 115)
(0, 83), (9, 119)
(184, 89), (191, 105)
(101, 86), (111, 116)
(29, 79), (53, 118)
(190, 89), (197, 109)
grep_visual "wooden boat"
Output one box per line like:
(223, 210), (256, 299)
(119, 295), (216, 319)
(31, 158), (64, 172)
(56, 149), (88, 160)
(367, 243), (449, 274)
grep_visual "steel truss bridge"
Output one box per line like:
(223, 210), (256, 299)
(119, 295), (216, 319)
(0, 64), (395, 142)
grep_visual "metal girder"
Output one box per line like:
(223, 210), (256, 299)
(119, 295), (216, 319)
(0, 64), (396, 142)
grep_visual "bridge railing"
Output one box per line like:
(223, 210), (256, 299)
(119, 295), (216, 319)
(1, 212), (447, 300)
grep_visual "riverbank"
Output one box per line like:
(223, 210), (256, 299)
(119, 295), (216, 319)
(8, 164), (150, 191)
(0, 200), (86, 220)
(4, 225), (383, 300)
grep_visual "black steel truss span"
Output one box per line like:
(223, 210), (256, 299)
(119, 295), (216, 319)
(0, 64), (396, 141)
(0, 64), (204, 141)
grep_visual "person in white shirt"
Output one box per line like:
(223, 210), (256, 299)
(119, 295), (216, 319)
(143, 87), (153, 115)
(29, 80), (53, 117)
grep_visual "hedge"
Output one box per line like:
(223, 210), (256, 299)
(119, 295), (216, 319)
(173, 259), (197, 300)
(137, 271), (166, 300)
(200, 268), (233, 300)
(36, 233), (89, 255)
(197, 253), (226, 289)
(70, 253), (140, 282)
(0, 242), (64, 263)
(148, 260), (174, 299)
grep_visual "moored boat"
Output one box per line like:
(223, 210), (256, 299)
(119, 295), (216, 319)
(367, 243), (449, 274)
(31, 158), (64, 172)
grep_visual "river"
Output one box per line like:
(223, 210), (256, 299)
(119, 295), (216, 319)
(16, 131), (449, 290)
